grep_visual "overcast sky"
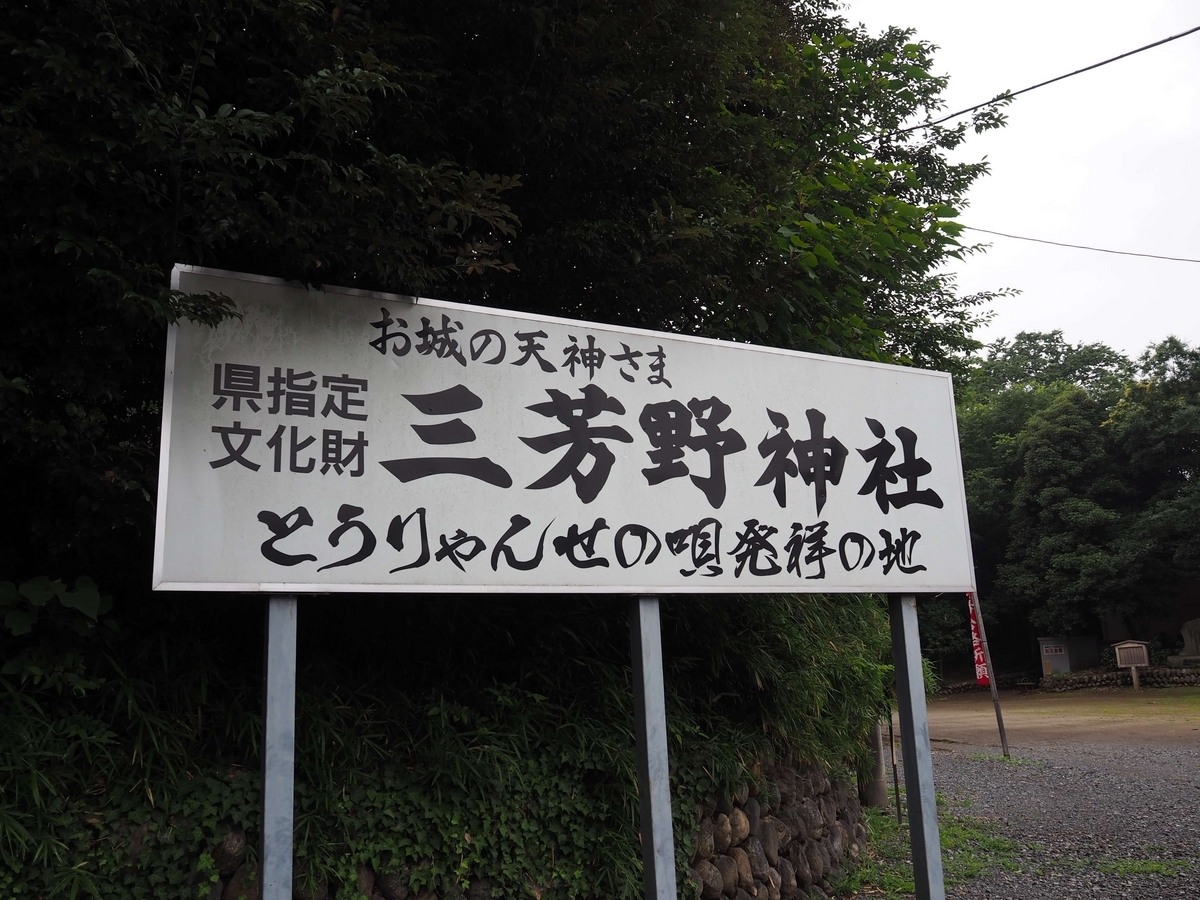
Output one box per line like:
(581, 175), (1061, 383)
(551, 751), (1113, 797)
(842, 0), (1200, 360)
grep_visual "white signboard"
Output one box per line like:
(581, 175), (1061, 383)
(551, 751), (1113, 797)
(154, 266), (977, 593)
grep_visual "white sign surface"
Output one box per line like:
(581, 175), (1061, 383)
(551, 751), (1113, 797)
(154, 266), (976, 593)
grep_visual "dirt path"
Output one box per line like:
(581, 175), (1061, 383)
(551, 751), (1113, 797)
(920, 686), (1200, 747)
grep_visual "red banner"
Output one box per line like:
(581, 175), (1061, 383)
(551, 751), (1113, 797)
(969, 593), (989, 685)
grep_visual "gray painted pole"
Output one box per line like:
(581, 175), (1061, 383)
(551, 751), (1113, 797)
(888, 715), (902, 824)
(262, 596), (298, 900)
(889, 594), (945, 900)
(629, 597), (678, 900)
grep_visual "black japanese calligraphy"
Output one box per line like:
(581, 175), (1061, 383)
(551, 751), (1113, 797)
(647, 346), (670, 387)
(666, 518), (722, 577)
(267, 425), (316, 473)
(639, 400), (691, 485)
(321, 429), (368, 476)
(639, 397), (746, 508)
(562, 334), (605, 379)
(257, 506), (317, 566)
(267, 368), (317, 416)
(685, 397), (745, 508)
(386, 508), (431, 572)
(222, 307), (959, 589)
(211, 421), (262, 470)
(512, 331), (558, 373)
(321, 375), (368, 421)
(317, 504), (376, 571)
(611, 343), (643, 382)
(730, 519), (782, 577)
(369, 308), (411, 357)
(415, 314), (467, 365)
(756, 409), (797, 507)
(370, 311), (573, 372)
(614, 524), (662, 568)
(212, 363), (262, 411)
(838, 532), (876, 571)
(521, 385), (633, 503)
(878, 528), (926, 574)
(248, 500), (936, 582)
(379, 384), (512, 487)
(784, 521), (835, 580)
(469, 330), (506, 365)
(857, 419), (944, 513)
(804, 521), (836, 579)
(757, 408), (846, 511)
(437, 529), (487, 570)
(794, 409), (848, 514)
(491, 514), (551, 571)
(553, 518), (611, 568)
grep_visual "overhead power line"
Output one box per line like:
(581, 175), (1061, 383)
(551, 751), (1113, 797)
(962, 226), (1200, 264)
(885, 23), (1200, 138)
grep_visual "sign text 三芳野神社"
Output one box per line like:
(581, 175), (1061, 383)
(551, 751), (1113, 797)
(154, 266), (977, 593)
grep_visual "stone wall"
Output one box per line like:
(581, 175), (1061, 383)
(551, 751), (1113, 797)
(1039, 666), (1200, 692)
(195, 763), (866, 900)
(938, 673), (1029, 695)
(686, 765), (866, 900)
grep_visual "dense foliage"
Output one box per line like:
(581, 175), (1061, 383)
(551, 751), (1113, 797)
(0, 0), (522, 588)
(1, 590), (890, 899)
(1, 0), (1005, 896)
(0, 0), (1001, 587)
(400, 0), (1003, 365)
(942, 332), (1200, 667)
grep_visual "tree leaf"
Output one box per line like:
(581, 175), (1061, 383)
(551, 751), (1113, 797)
(4, 610), (37, 636)
(59, 577), (103, 620)
(19, 577), (63, 608)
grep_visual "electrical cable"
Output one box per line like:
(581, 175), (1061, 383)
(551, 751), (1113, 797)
(962, 226), (1200, 264)
(880, 23), (1200, 139)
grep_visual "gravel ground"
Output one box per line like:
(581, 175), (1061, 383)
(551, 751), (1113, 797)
(911, 739), (1200, 899)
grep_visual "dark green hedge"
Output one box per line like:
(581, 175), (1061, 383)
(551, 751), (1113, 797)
(1, 590), (889, 899)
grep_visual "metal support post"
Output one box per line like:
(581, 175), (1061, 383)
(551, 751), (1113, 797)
(629, 597), (677, 900)
(888, 714), (902, 823)
(890, 594), (945, 900)
(262, 596), (298, 900)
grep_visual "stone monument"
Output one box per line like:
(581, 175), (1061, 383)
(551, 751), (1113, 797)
(1167, 618), (1200, 668)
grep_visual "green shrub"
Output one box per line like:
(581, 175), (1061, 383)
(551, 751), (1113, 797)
(1, 591), (890, 898)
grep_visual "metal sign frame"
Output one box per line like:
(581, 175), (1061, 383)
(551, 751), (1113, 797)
(259, 594), (945, 900)
(157, 267), (959, 900)
(154, 266), (974, 600)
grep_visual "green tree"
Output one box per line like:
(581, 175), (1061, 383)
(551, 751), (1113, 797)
(2, 0), (1005, 593)
(400, 0), (1001, 366)
(940, 336), (1128, 667)
(957, 384), (1064, 600)
(963, 330), (1133, 402)
(954, 334), (1200, 655)
(993, 387), (1126, 636)
(953, 333), (1131, 634)
(0, 0), (521, 586)
(914, 594), (972, 676)
(1102, 338), (1200, 624)
(1, 2), (1010, 893)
